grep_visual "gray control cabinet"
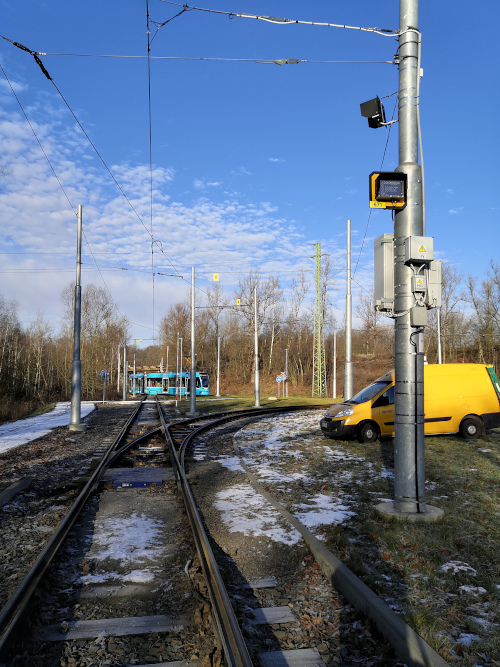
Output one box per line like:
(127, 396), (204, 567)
(374, 233), (441, 314)
(374, 233), (394, 312)
(426, 260), (442, 308)
(404, 236), (434, 264)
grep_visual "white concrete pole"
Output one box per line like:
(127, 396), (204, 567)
(344, 220), (353, 400)
(254, 286), (261, 407)
(216, 336), (221, 396)
(188, 267), (198, 415)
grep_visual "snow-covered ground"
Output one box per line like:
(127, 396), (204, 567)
(214, 411), (361, 544)
(0, 402), (95, 454)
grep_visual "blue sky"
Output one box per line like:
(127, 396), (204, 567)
(0, 0), (498, 339)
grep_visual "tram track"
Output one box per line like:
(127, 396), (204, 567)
(1, 399), (286, 667)
(0, 401), (448, 667)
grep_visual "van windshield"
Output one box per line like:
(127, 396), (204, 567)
(346, 380), (391, 405)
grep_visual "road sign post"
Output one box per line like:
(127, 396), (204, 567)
(101, 370), (108, 404)
(276, 374), (282, 398)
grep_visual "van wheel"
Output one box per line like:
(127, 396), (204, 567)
(459, 416), (483, 439)
(357, 421), (379, 444)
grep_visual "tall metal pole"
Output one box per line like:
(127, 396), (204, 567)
(176, 334), (179, 406)
(254, 286), (261, 407)
(437, 308), (442, 364)
(344, 220), (353, 400)
(166, 345), (169, 374)
(285, 348), (288, 398)
(180, 338), (183, 400)
(312, 243), (326, 397)
(122, 338), (127, 401)
(188, 267), (198, 415)
(69, 205), (86, 431)
(333, 329), (337, 399)
(133, 341), (136, 396)
(216, 335), (221, 397)
(393, 0), (426, 514)
(117, 345), (121, 393)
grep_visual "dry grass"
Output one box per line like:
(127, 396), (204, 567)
(0, 399), (56, 424)
(176, 395), (333, 416)
(317, 430), (500, 664)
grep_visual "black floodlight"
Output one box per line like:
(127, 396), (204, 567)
(360, 97), (386, 128)
(369, 172), (407, 209)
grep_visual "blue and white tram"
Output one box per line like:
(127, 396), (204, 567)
(129, 371), (209, 396)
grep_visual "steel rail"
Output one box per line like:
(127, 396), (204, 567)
(0, 396), (148, 659)
(161, 402), (326, 667)
(174, 404), (326, 468)
(157, 398), (254, 667)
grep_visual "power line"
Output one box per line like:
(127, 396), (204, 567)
(0, 61), (128, 320)
(1, 34), (184, 284)
(35, 53), (393, 66)
(156, 1), (397, 37)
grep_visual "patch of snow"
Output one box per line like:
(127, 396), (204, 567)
(456, 634), (481, 646)
(123, 569), (157, 583)
(293, 493), (356, 530)
(215, 483), (302, 545)
(215, 456), (245, 472)
(0, 402), (95, 453)
(459, 586), (487, 595)
(81, 570), (157, 585)
(465, 616), (499, 632)
(87, 512), (166, 565)
(440, 561), (477, 576)
(246, 464), (308, 483)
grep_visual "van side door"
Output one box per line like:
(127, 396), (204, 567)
(371, 386), (395, 437)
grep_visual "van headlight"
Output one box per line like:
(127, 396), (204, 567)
(327, 407), (353, 418)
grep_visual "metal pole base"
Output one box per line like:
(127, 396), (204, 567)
(68, 422), (87, 432)
(375, 501), (443, 522)
(186, 411), (200, 417)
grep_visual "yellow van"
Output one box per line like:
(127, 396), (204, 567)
(320, 363), (500, 443)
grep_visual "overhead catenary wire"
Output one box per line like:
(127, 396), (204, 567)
(156, 1), (398, 37)
(0, 57), (157, 333)
(1, 34), (222, 315)
(1, 34), (183, 283)
(26, 52), (394, 66)
(1, 17), (384, 309)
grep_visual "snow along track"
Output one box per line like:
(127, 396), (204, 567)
(178, 407), (448, 667)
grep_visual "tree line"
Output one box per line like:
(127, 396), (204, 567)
(1, 261), (499, 421)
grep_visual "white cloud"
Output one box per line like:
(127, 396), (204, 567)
(193, 178), (222, 189)
(267, 157), (285, 163)
(0, 98), (371, 332)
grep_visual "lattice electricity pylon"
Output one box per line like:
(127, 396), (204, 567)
(312, 242), (327, 397)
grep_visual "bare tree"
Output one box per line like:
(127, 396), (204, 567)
(355, 287), (388, 355)
(234, 270), (283, 379)
(465, 261), (500, 365)
(439, 264), (464, 363)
